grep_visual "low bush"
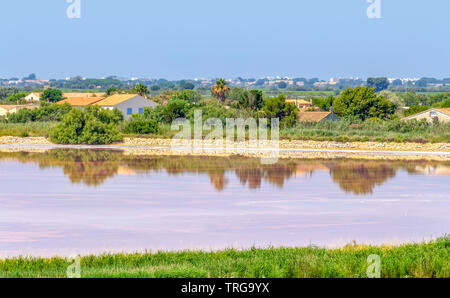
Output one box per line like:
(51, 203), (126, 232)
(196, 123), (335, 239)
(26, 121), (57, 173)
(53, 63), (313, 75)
(187, 100), (236, 125)
(439, 98), (450, 108)
(2, 92), (27, 104)
(402, 105), (429, 117)
(50, 106), (123, 145)
(143, 99), (190, 124)
(385, 119), (430, 133)
(281, 118), (450, 143)
(8, 102), (73, 123)
(124, 114), (159, 135)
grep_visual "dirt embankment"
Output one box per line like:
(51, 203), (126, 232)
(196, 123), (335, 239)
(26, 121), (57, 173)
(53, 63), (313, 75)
(120, 138), (450, 152)
(0, 136), (449, 161)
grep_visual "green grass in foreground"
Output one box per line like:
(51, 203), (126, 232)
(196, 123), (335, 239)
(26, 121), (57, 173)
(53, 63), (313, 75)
(0, 238), (448, 278)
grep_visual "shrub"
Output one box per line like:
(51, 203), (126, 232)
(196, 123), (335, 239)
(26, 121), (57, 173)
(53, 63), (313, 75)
(144, 99), (190, 124)
(143, 105), (166, 123)
(227, 87), (247, 102)
(0, 87), (21, 101)
(262, 95), (298, 128)
(3, 92), (27, 104)
(187, 100), (235, 125)
(50, 106), (122, 145)
(312, 96), (334, 111)
(150, 91), (178, 104)
(8, 102), (73, 123)
(124, 114), (159, 134)
(386, 119), (430, 133)
(172, 90), (202, 104)
(439, 99), (450, 108)
(163, 99), (190, 123)
(402, 105), (429, 117)
(238, 90), (264, 110)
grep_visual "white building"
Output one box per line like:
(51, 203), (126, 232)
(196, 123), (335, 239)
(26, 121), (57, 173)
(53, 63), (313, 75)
(24, 92), (42, 103)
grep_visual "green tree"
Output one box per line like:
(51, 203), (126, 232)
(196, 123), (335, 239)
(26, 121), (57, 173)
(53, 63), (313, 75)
(211, 78), (231, 103)
(22, 73), (37, 81)
(42, 89), (64, 103)
(402, 105), (429, 117)
(378, 90), (405, 107)
(181, 81), (195, 90)
(133, 83), (149, 97)
(428, 92), (450, 107)
(164, 99), (189, 123)
(4, 92), (27, 104)
(106, 87), (119, 96)
(400, 92), (428, 106)
(391, 79), (403, 87)
(277, 82), (287, 89)
(367, 77), (389, 92)
(239, 90), (264, 110)
(333, 87), (396, 121)
(186, 100), (235, 125)
(50, 106), (123, 145)
(313, 96), (334, 111)
(228, 87), (247, 101)
(0, 87), (20, 101)
(172, 90), (202, 104)
(143, 98), (191, 124)
(7, 102), (73, 123)
(262, 95), (298, 128)
(440, 99), (450, 108)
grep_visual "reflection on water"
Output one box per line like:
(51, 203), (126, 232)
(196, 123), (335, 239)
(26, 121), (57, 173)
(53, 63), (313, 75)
(331, 163), (397, 195)
(1, 150), (448, 195)
(0, 149), (449, 257)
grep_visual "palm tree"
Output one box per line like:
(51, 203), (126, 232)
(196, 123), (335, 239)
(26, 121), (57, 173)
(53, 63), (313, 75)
(211, 78), (231, 103)
(133, 83), (149, 97)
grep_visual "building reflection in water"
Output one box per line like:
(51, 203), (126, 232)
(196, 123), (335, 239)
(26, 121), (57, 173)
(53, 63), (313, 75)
(0, 149), (448, 195)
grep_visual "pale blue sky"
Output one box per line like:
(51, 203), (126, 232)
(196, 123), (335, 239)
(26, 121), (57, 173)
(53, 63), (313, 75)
(0, 0), (449, 80)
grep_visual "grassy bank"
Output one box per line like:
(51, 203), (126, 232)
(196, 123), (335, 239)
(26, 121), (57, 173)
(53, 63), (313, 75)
(1, 119), (450, 143)
(1, 238), (448, 278)
(120, 120), (450, 143)
(281, 120), (450, 143)
(0, 122), (57, 138)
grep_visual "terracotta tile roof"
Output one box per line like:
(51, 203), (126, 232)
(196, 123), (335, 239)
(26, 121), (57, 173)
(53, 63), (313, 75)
(0, 105), (39, 111)
(96, 94), (140, 106)
(298, 112), (333, 122)
(436, 108), (450, 116)
(405, 108), (450, 119)
(57, 97), (105, 107)
(0, 105), (19, 111)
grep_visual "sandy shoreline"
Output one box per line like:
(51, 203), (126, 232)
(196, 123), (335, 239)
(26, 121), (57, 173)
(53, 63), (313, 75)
(0, 136), (449, 161)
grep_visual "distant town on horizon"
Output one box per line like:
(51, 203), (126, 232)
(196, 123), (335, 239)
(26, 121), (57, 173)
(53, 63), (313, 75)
(2, 74), (450, 92)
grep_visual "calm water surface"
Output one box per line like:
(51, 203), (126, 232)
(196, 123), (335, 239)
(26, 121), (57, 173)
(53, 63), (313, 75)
(0, 150), (449, 257)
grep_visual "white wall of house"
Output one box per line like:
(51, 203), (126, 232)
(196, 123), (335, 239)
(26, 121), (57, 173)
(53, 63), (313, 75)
(406, 109), (450, 123)
(24, 93), (41, 103)
(102, 96), (158, 120)
(0, 107), (18, 118)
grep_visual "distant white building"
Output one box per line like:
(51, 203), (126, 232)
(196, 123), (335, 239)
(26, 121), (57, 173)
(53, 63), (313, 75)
(24, 92), (42, 103)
